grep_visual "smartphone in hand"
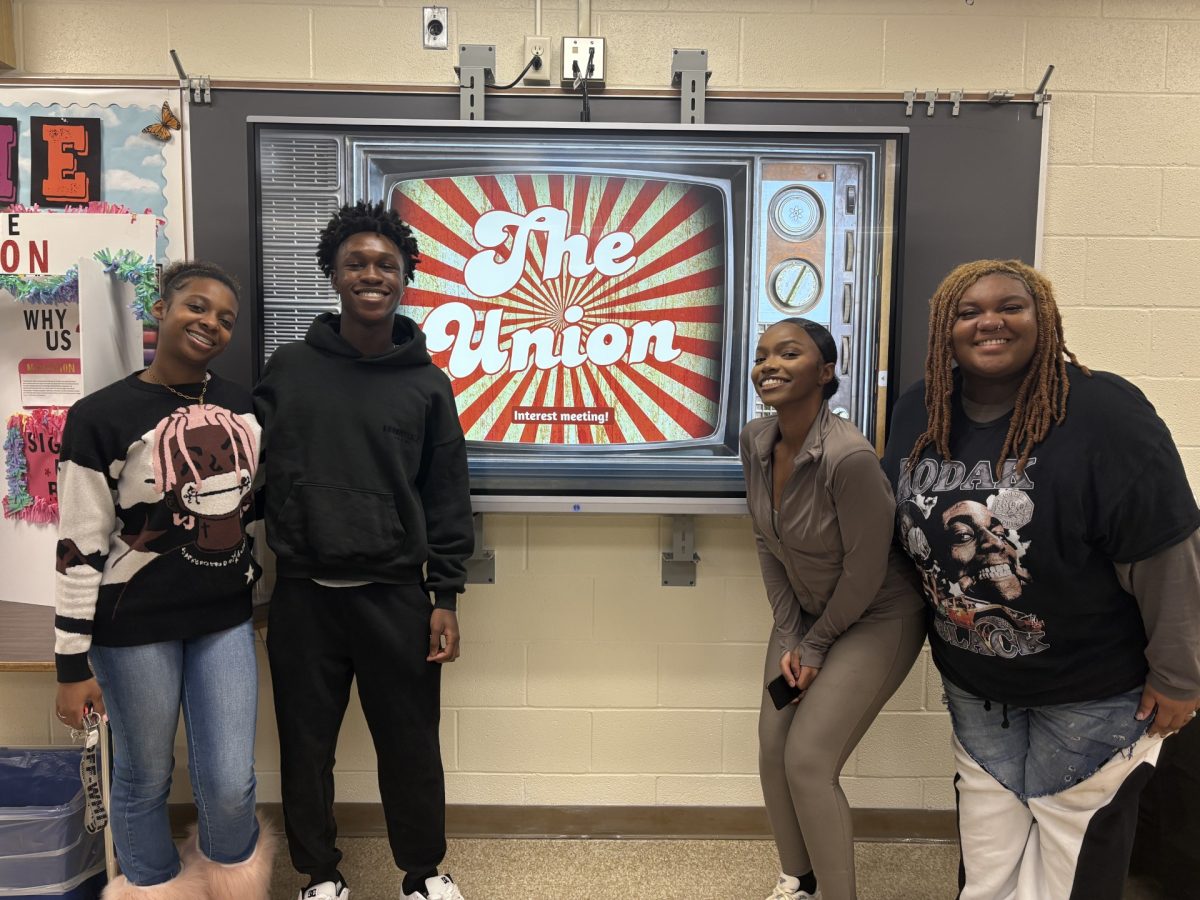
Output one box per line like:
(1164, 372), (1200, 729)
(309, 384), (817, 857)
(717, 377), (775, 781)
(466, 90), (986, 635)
(766, 673), (802, 710)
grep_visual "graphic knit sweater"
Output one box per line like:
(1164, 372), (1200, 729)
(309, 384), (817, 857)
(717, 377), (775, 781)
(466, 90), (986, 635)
(54, 373), (262, 683)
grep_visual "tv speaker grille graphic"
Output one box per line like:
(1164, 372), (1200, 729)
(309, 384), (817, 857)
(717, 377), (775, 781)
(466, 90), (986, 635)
(258, 137), (346, 360)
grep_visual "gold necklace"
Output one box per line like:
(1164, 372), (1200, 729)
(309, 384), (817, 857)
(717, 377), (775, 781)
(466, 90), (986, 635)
(145, 369), (210, 404)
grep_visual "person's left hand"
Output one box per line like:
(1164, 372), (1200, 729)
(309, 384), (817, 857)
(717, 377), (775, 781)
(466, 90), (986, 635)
(427, 608), (461, 663)
(1136, 684), (1200, 737)
(795, 665), (820, 693)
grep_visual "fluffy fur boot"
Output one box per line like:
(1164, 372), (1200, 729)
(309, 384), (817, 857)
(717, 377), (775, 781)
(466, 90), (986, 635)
(189, 813), (277, 900)
(100, 852), (209, 898)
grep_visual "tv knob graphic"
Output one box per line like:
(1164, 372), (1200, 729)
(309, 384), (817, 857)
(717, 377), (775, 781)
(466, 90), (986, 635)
(769, 258), (823, 314)
(769, 186), (824, 241)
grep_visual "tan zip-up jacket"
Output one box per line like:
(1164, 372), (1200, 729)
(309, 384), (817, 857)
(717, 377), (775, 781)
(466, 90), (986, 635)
(741, 404), (924, 667)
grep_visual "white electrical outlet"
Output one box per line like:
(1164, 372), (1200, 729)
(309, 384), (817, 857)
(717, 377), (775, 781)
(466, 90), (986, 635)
(523, 36), (551, 85)
(561, 36), (606, 86)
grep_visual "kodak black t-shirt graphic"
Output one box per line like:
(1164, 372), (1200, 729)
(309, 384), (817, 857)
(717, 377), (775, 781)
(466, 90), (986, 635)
(895, 457), (1048, 662)
(882, 369), (1200, 708)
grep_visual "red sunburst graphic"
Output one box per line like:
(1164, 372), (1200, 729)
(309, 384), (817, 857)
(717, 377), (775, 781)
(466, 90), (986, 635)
(393, 172), (726, 446)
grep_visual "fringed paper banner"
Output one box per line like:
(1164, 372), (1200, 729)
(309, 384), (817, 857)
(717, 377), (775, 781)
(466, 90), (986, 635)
(95, 248), (159, 322)
(0, 267), (79, 305)
(3, 406), (66, 523)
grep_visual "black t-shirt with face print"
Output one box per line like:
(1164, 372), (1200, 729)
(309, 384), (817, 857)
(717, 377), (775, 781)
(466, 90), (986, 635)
(881, 366), (1200, 707)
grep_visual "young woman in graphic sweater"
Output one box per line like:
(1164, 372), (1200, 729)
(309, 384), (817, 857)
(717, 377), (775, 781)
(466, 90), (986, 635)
(53, 262), (275, 899)
(882, 259), (1200, 900)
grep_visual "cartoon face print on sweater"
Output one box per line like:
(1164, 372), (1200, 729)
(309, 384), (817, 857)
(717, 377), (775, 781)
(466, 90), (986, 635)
(151, 404), (258, 553)
(897, 459), (1047, 660)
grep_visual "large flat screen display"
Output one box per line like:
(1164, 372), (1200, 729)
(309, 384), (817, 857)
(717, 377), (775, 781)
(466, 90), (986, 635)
(254, 122), (901, 506)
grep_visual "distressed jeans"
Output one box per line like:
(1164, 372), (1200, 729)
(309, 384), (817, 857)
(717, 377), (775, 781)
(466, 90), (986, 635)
(942, 678), (1149, 802)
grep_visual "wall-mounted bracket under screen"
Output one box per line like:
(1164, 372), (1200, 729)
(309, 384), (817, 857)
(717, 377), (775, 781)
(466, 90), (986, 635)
(254, 122), (902, 508)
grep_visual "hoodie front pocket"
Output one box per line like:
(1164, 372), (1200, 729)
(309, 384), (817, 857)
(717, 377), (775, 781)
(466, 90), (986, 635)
(275, 482), (407, 565)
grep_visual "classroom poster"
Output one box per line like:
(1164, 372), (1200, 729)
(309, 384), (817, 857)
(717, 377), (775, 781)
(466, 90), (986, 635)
(0, 86), (187, 264)
(1, 212), (157, 608)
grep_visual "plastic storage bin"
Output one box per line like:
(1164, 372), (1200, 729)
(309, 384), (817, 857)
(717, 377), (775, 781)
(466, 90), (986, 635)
(0, 748), (105, 899)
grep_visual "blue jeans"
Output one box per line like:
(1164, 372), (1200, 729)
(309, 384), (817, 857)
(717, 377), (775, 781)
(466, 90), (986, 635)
(89, 621), (260, 886)
(943, 678), (1149, 802)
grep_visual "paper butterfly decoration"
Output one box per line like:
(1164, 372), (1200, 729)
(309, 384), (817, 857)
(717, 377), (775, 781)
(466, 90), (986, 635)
(143, 101), (181, 142)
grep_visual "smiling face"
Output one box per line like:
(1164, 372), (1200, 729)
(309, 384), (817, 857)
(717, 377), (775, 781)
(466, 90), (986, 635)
(152, 277), (238, 368)
(331, 232), (406, 329)
(951, 274), (1038, 386)
(941, 500), (1029, 602)
(751, 321), (834, 410)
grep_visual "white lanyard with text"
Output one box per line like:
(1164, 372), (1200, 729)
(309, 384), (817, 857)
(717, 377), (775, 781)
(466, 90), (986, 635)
(70, 709), (108, 834)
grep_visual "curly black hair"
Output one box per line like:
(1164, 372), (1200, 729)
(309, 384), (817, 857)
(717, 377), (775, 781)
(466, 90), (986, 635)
(160, 260), (241, 305)
(315, 200), (421, 283)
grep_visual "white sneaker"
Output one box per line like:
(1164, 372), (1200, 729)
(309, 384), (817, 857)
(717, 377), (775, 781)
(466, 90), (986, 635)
(403, 873), (465, 900)
(766, 873), (820, 900)
(298, 881), (350, 900)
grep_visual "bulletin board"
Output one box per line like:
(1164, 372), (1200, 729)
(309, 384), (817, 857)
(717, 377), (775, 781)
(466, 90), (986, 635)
(0, 85), (186, 669)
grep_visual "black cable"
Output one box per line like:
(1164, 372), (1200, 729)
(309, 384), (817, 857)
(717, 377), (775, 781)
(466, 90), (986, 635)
(579, 46), (595, 122)
(489, 55), (542, 91)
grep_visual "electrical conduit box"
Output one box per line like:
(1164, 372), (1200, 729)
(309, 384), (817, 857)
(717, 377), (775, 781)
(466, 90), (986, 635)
(561, 36), (605, 87)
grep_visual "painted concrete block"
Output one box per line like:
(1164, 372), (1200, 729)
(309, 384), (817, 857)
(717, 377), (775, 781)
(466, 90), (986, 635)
(458, 709), (592, 772)
(592, 710), (723, 773)
(854, 712), (954, 777)
(1027, 19), (1166, 92)
(742, 15), (885, 92)
(527, 641), (659, 708)
(658, 643), (766, 709)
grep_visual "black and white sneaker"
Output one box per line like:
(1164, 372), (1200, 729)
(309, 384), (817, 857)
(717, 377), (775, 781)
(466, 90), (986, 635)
(299, 881), (350, 900)
(403, 873), (465, 900)
(766, 874), (820, 900)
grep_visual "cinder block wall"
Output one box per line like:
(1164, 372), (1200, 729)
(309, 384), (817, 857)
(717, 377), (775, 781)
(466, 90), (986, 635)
(3, 0), (1197, 813)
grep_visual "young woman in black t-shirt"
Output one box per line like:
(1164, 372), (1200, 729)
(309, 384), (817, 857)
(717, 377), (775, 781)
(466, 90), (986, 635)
(881, 259), (1200, 900)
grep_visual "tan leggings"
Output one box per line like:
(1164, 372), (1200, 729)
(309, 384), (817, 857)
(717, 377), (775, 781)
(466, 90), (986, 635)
(758, 611), (925, 900)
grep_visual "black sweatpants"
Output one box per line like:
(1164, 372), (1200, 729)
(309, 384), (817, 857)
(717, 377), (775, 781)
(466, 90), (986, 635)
(267, 577), (445, 882)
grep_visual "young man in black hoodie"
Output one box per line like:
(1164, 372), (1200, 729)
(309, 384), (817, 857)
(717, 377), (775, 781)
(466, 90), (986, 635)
(255, 201), (474, 900)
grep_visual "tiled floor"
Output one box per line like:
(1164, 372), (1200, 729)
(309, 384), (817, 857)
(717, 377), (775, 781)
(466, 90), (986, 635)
(266, 837), (1170, 899)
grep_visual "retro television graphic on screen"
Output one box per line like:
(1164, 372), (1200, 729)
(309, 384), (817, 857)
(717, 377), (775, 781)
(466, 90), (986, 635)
(393, 171), (727, 450)
(255, 123), (900, 504)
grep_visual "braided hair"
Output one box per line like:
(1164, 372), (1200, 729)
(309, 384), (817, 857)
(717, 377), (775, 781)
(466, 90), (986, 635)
(160, 260), (241, 305)
(316, 200), (421, 283)
(904, 259), (1090, 478)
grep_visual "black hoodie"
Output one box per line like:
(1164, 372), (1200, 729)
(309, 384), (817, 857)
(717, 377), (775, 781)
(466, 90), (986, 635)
(253, 312), (473, 605)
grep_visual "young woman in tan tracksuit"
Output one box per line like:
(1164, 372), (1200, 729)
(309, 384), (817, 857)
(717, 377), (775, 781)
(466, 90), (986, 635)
(742, 318), (925, 900)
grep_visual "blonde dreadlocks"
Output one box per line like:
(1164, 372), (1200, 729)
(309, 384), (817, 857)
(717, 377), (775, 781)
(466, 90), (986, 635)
(904, 259), (1090, 478)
